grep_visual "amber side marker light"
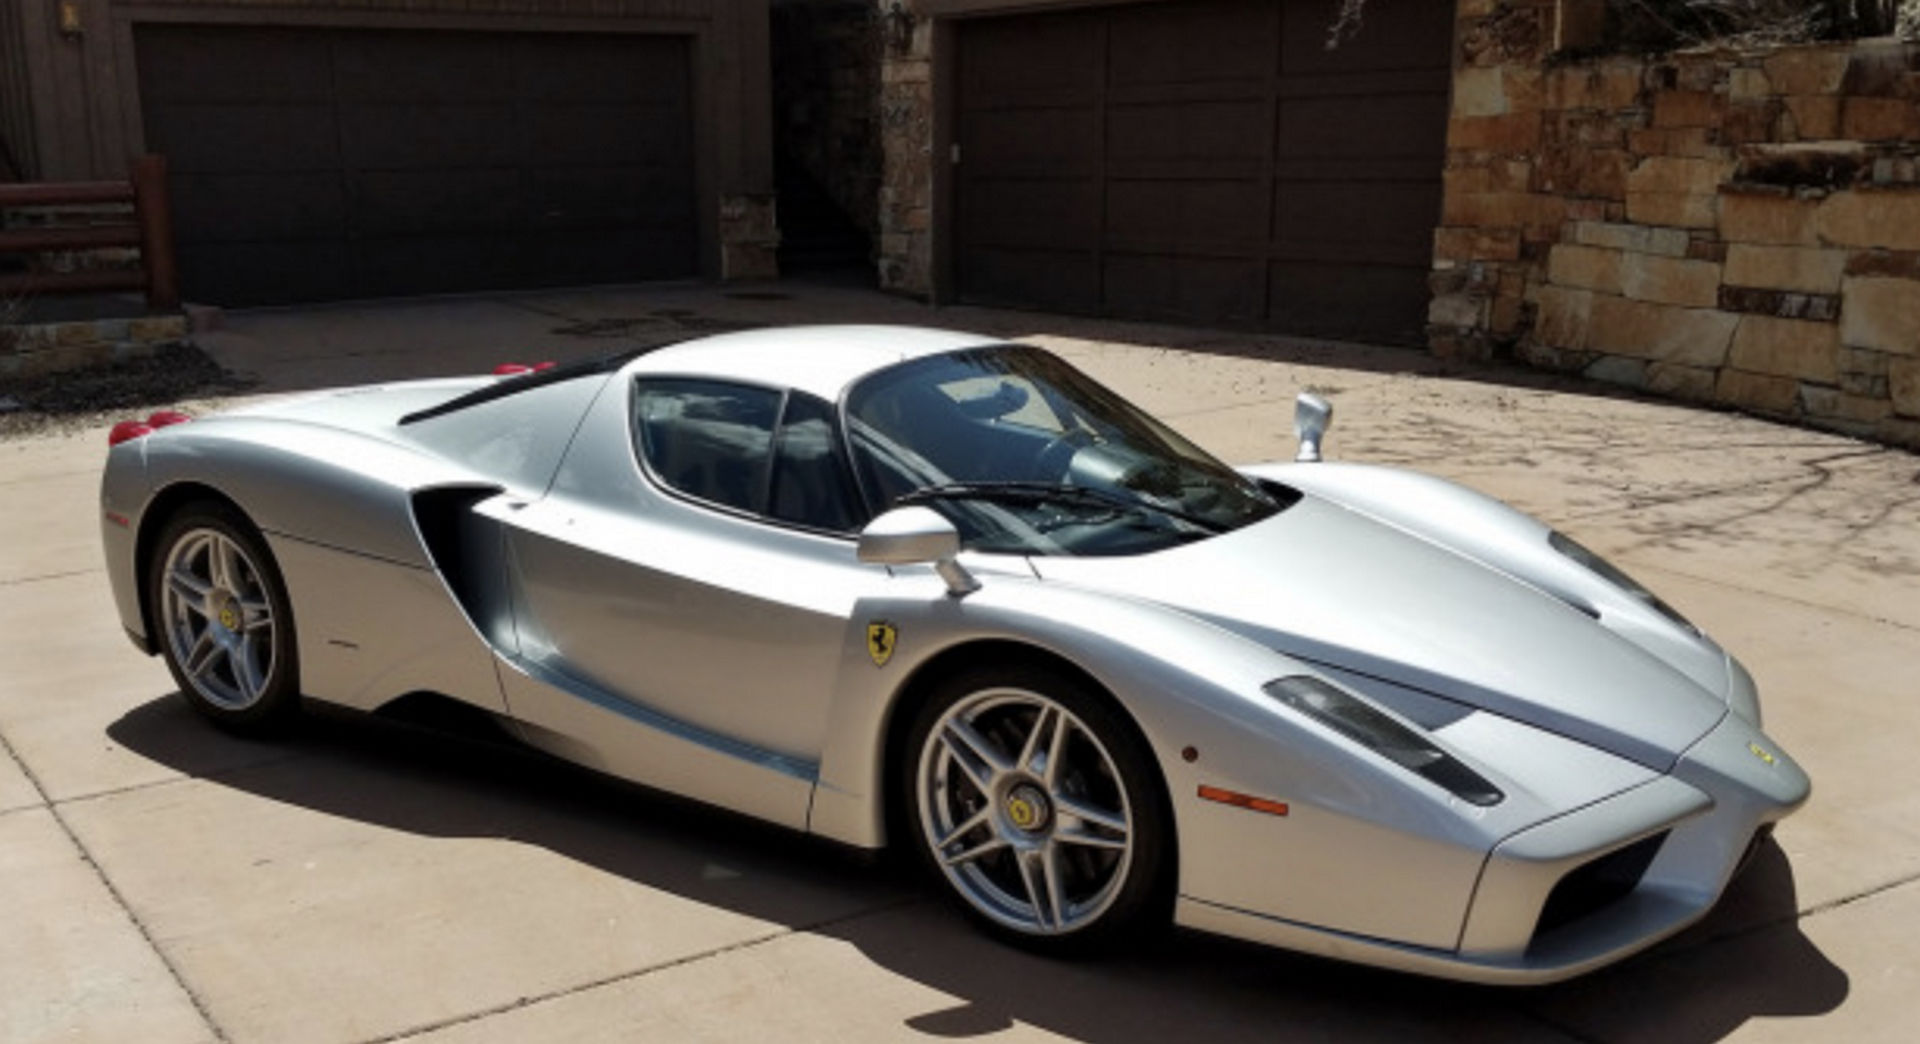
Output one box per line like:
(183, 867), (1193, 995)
(1197, 785), (1289, 817)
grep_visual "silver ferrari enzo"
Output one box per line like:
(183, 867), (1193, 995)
(100, 325), (1808, 984)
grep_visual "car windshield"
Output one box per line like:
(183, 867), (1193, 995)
(843, 345), (1282, 555)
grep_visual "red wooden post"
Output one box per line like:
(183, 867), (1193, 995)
(131, 154), (179, 311)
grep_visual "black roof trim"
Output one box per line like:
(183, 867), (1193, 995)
(396, 338), (696, 426)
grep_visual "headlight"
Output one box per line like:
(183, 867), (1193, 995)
(1550, 531), (1695, 632)
(1264, 676), (1504, 807)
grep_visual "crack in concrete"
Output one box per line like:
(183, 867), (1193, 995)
(1630, 560), (1920, 634)
(1798, 868), (1920, 920)
(47, 749), (312, 812)
(0, 725), (230, 1042)
(353, 895), (926, 1044)
(0, 566), (103, 587)
(1630, 866), (1920, 972)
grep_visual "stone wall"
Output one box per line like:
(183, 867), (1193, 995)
(1432, 10), (1920, 448)
(876, 13), (933, 296)
(2, 313), (187, 379)
(719, 194), (781, 280)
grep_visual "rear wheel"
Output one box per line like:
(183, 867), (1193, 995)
(148, 502), (300, 733)
(903, 663), (1171, 952)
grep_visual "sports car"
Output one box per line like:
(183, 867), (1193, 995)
(99, 325), (1809, 984)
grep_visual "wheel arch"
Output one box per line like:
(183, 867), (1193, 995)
(876, 638), (1176, 862)
(132, 481), (250, 654)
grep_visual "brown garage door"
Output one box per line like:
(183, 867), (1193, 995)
(954, 0), (1451, 345)
(136, 25), (696, 306)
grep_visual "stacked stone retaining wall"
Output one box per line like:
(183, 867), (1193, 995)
(1432, 20), (1920, 449)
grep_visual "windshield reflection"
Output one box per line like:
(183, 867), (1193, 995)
(843, 345), (1281, 555)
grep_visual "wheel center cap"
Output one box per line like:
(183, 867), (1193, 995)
(1004, 783), (1052, 834)
(210, 592), (240, 633)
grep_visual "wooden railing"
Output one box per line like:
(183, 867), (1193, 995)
(0, 154), (178, 311)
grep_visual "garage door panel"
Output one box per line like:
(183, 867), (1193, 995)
(959, 179), (1100, 249)
(958, 17), (1102, 106)
(1278, 0), (1457, 75)
(353, 235), (526, 297)
(525, 229), (698, 284)
(1106, 254), (1264, 321)
(1108, 0), (1274, 85)
(350, 170), (525, 237)
(527, 167), (694, 230)
(1275, 180), (1444, 263)
(138, 26), (696, 305)
(1270, 262), (1431, 342)
(961, 248), (1100, 311)
(179, 241), (354, 306)
(957, 0), (1445, 344)
(331, 34), (520, 103)
(1107, 179), (1264, 246)
(1279, 94), (1450, 160)
(1274, 157), (1448, 184)
(521, 35), (691, 102)
(145, 105), (340, 174)
(1108, 101), (1269, 163)
(529, 104), (692, 167)
(338, 104), (522, 169)
(959, 108), (1100, 176)
(135, 27), (333, 104)
(171, 173), (347, 242)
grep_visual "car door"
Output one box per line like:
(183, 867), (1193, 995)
(494, 379), (884, 814)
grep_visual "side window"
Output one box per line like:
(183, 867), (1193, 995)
(633, 379), (780, 513)
(769, 393), (864, 533)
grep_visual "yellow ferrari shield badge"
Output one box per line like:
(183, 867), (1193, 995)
(1007, 795), (1039, 829)
(866, 621), (898, 668)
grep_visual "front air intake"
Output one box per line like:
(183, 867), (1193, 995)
(1532, 831), (1669, 944)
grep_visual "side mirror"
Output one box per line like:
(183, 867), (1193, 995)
(1294, 393), (1333, 463)
(857, 506), (979, 596)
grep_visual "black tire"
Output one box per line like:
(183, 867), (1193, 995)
(900, 660), (1173, 954)
(146, 500), (301, 734)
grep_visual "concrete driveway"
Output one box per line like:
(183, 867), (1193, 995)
(4, 281), (1916, 1043)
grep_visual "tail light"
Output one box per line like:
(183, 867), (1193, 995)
(532, 361), (556, 371)
(492, 363), (533, 376)
(108, 421), (154, 446)
(109, 410), (192, 446)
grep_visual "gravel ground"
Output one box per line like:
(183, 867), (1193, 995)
(0, 341), (255, 439)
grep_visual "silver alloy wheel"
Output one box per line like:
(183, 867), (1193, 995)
(160, 528), (277, 711)
(917, 688), (1135, 935)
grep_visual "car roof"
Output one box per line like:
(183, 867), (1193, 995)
(624, 325), (1004, 401)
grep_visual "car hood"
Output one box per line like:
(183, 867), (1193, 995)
(1029, 496), (1727, 770)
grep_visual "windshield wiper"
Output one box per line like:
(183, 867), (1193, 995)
(895, 481), (1227, 533)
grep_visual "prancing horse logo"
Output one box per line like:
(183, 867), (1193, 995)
(866, 621), (898, 667)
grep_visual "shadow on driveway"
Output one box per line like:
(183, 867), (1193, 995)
(108, 694), (1848, 1043)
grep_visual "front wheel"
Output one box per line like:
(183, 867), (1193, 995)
(148, 501), (301, 733)
(903, 663), (1172, 952)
